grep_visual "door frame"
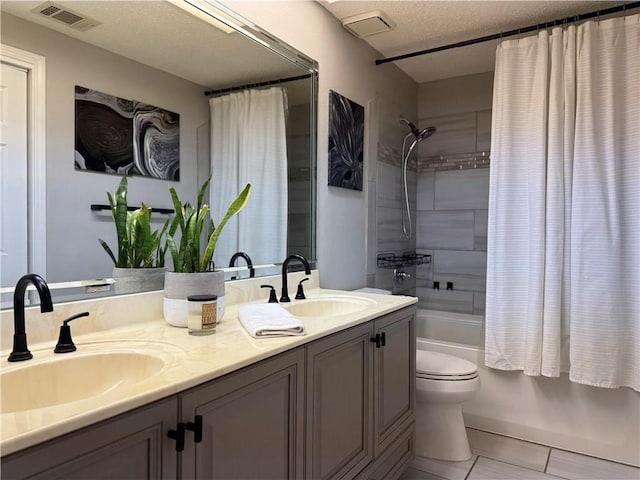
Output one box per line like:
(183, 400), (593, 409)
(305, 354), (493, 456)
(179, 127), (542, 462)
(1, 44), (46, 277)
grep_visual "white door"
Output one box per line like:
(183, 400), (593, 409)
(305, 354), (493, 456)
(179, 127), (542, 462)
(0, 62), (29, 291)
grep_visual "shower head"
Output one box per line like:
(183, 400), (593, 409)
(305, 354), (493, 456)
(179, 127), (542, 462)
(400, 118), (436, 142)
(399, 118), (436, 240)
(416, 126), (436, 141)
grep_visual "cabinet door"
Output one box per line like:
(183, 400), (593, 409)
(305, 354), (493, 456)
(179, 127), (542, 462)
(305, 322), (374, 480)
(1, 397), (177, 480)
(373, 308), (416, 454)
(180, 348), (304, 480)
(355, 425), (415, 480)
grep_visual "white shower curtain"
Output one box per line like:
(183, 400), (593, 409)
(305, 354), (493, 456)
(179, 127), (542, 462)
(209, 87), (288, 269)
(486, 14), (639, 390)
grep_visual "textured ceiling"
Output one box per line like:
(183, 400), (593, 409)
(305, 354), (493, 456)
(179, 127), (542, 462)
(319, 1), (623, 83)
(1, 1), (306, 89)
(3, 1), (629, 87)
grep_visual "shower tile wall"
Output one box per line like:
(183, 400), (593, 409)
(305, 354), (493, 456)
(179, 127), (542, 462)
(374, 156), (418, 295)
(415, 72), (494, 315)
(370, 97), (418, 295)
(416, 163), (489, 314)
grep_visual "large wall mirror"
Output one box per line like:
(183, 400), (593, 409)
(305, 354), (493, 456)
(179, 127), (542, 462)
(0, 0), (317, 306)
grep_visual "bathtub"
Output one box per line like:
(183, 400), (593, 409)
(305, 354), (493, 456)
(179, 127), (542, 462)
(416, 309), (640, 467)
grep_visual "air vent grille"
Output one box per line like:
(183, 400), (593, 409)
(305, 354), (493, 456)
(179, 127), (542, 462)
(51, 9), (83, 25)
(31, 2), (101, 32)
(39, 5), (61, 16)
(341, 10), (395, 38)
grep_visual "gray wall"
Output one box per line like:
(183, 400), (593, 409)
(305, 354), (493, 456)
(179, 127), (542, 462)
(2, 13), (207, 282)
(415, 72), (494, 314)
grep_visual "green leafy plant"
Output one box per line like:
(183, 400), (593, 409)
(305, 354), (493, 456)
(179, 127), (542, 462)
(167, 176), (251, 273)
(99, 176), (169, 268)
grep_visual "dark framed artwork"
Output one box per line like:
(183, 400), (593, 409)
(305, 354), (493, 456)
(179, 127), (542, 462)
(328, 90), (364, 191)
(74, 86), (180, 180)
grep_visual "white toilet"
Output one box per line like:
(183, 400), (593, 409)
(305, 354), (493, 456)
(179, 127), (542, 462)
(415, 350), (480, 461)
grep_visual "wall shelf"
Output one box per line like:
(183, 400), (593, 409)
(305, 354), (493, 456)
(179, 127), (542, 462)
(91, 204), (174, 215)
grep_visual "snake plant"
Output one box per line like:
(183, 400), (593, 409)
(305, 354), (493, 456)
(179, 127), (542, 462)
(167, 176), (251, 273)
(99, 176), (169, 268)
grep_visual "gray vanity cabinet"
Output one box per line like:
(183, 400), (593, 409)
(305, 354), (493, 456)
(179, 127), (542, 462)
(305, 322), (375, 480)
(179, 347), (305, 480)
(1, 306), (415, 480)
(306, 307), (416, 480)
(1, 397), (177, 480)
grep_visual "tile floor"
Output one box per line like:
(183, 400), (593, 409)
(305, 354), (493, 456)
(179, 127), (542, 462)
(400, 428), (640, 480)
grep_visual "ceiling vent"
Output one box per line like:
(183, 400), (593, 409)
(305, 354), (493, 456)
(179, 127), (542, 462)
(341, 11), (395, 38)
(31, 2), (101, 32)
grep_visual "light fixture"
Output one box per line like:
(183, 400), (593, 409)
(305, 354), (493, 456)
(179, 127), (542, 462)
(341, 10), (395, 38)
(168, 0), (238, 34)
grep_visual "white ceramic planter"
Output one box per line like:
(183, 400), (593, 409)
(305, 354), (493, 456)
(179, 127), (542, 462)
(163, 270), (226, 328)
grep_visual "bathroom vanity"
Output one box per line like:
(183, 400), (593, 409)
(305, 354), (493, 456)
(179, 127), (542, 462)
(0, 273), (416, 480)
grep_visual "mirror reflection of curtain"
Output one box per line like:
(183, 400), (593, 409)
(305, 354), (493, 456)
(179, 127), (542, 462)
(210, 87), (288, 268)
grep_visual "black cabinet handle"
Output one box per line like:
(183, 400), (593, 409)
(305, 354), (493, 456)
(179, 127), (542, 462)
(168, 423), (186, 452)
(186, 415), (203, 443)
(370, 332), (387, 348)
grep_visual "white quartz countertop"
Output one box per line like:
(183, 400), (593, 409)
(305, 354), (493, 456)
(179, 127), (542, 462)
(0, 284), (416, 456)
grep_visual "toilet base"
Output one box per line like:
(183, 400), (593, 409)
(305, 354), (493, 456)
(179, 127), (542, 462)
(415, 402), (471, 461)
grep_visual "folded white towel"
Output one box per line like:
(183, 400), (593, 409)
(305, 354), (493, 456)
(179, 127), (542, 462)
(238, 304), (305, 338)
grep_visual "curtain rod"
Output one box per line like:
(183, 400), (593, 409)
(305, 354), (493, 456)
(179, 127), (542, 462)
(376, 1), (640, 66)
(204, 73), (312, 96)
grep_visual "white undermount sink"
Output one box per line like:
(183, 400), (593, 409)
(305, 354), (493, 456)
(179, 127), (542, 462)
(283, 295), (377, 318)
(1, 342), (184, 414)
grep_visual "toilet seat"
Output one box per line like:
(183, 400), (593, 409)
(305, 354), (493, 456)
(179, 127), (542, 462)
(417, 371), (478, 381)
(416, 350), (478, 381)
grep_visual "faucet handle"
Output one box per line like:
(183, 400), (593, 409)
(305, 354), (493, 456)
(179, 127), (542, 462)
(260, 285), (279, 303)
(54, 311), (90, 354)
(295, 278), (309, 300)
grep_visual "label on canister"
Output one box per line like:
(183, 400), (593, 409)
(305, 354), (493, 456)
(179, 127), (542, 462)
(202, 302), (217, 330)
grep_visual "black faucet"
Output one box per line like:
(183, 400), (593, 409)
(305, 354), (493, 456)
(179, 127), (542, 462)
(9, 273), (54, 362)
(229, 252), (255, 279)
(280, 254), (311, 302)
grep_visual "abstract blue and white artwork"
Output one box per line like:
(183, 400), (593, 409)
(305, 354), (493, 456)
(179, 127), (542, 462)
(328, 90), (363, 191)
(74, 86), (180, 181)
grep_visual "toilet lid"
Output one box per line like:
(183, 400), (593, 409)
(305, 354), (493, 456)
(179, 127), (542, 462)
(416, 350), (478, 377)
